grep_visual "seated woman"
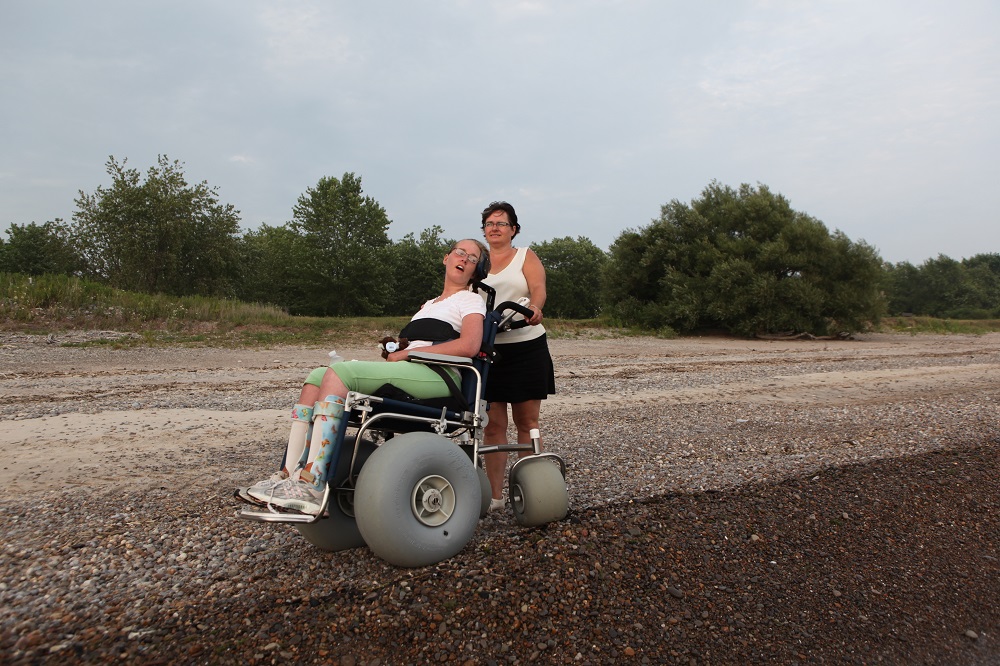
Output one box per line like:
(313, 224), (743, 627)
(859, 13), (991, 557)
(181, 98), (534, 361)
(244, 239), (488, 515)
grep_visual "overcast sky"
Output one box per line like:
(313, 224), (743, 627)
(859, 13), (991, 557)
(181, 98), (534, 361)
(2, 0), (998, 264)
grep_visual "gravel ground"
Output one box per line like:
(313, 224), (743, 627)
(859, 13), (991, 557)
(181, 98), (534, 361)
(1, 331), (998, 664)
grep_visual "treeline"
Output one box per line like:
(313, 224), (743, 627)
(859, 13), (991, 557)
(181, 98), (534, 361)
(883, 255), (1000, 320)
(2, 156), (998, 336)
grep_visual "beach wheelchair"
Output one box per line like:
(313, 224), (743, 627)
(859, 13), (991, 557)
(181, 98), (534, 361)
(237, 283), (569, 568)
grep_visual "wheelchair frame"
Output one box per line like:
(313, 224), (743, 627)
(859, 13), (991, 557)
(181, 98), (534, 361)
(237, 282), (568, 568)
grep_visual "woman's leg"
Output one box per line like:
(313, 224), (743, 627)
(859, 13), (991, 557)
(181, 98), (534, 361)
(259, 368), (350, 514)
(299, 369), (350, 487)
(510, 399), (543, 457)
(284, 382), (321, 474)
(299, 382), (321, 408)
(252, 361), (454, 514)
(317, 366), (349, 398)
(484, 402), (510, 502)
(247, 376), (323, 497)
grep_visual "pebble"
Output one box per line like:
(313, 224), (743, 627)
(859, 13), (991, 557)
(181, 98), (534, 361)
(1, 333), (998, 663)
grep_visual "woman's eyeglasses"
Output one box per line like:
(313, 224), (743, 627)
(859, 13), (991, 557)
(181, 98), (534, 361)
(482, 221), (511, 229)
(450, 247), (480, 264)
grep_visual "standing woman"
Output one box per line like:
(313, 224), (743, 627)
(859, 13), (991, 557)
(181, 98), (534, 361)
(479, 201), (556, 511)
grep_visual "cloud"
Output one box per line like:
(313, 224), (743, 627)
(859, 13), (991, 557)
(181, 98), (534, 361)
(258, 4), (355, 75)
(2, 0), (998, 262)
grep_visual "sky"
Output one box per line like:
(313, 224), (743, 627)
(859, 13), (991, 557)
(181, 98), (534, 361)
(2, 0), (998, 265)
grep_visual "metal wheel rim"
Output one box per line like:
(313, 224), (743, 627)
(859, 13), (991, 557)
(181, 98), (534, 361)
(411, 474), (456, 527)
(335, 488), (356, 518)
(510, 483), (526, 513)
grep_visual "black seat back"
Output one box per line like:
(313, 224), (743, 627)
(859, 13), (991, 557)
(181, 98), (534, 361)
(459, 282), (499, 408)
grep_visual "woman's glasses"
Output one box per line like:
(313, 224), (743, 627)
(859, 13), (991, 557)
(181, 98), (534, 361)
(482, 221), (511, 229)
(450, 247), (480, 264)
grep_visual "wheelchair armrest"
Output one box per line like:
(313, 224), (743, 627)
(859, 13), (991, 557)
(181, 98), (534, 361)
(407, 351), (474, 367)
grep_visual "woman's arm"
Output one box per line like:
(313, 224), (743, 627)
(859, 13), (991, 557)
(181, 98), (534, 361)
(522, 248), (547, 326)
(386, 313), (485, 361)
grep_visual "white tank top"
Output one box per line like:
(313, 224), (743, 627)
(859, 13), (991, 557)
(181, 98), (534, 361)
(483, 246), (546, 344)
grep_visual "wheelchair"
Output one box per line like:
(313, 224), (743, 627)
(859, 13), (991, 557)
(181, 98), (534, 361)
(236, 282), (569, 568)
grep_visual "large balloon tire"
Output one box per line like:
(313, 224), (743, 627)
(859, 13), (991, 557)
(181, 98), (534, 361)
(477, 466), (492, 518)
(510, 459), (569, 527)
(355, 432), (480, 568)
(296, 437), (377, 552)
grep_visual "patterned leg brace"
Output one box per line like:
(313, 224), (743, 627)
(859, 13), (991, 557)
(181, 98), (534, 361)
(302, 396), (345, 490)
(285, 403), (314, 474)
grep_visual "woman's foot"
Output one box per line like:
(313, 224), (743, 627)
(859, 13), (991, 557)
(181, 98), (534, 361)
(246, 471), (288, 495)
(489, 497), (506, 512)
(252, 477), (324, 515)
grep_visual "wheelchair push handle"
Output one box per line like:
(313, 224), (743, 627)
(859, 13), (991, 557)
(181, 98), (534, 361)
(495, 299), (535, 331)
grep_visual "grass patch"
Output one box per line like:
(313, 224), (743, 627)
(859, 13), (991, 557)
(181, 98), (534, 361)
(879, 316), (1000, 335)
(2, 272), (641, 346)
(1, 272), (413, 347)
(6, 273), (1000, 347)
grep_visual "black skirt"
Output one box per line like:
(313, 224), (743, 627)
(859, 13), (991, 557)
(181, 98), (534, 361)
(484, 333), (556, 403)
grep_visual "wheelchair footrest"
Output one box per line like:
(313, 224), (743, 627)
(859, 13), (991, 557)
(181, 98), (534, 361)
(234, 489), (325, 524)
(237, 506), (322, 524)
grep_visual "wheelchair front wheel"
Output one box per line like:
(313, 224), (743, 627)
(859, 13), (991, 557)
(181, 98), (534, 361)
(355, 432), (480, 568)
(510, 458), (569, 527)
(296, 437), (377, 552)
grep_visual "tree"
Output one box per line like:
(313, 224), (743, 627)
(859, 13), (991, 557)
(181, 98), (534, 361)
(884, 253), (1000, 318)
(806, 230), (885, 333)
(531, 237), (607, 318)
(0, 220), (80, 276)
(959, 253), (1000, 317)
(234, 224), (307, 310)
(287, 173), (392, 317)
(385, 226), (452, 316)
(919, 255), (967, 317)
(71, 155), (242, 297)
(883, 261), (922, 315)
(602, 181), (886, 336)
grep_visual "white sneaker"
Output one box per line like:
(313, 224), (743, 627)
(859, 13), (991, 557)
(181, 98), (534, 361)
(246, 472), (289, 502)
(261, 478), (324, 515)
(489, 497), (506, 512)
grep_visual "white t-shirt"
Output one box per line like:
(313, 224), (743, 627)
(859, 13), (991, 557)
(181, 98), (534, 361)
(406, 290), (486, 351)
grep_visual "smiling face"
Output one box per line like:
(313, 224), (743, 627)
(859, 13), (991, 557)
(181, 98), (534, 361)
(444, 239), (486, 285)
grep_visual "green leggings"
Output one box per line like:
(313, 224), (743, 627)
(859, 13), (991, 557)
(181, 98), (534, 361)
(304, 360), (459, 400)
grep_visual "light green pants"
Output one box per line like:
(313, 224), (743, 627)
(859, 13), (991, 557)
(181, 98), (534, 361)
(304, 360), (459, 400)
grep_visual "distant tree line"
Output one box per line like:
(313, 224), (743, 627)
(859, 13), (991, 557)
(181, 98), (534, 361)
(883, 254), (1000, 320)
(3, 157), (998, 335)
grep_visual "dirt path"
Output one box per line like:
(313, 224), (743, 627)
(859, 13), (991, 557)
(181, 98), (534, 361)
(2, 331), (998, 496)
(2, 331), (998, 664)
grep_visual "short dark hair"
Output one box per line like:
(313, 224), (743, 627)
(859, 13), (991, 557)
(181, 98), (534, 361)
(480, 201), (520, 237)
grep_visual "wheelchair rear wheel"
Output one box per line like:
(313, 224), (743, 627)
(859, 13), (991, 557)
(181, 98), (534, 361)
(510, 458), (569, 527)
(477, 466), (492, 518)
(355, 432), (480, 568)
